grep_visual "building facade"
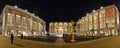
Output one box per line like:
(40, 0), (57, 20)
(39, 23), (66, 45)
(76, 5), (120, 36)
(0, 5), (46, 36)
(49, 22), (72, 37)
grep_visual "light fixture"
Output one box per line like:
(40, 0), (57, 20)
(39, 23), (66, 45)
(14, 5), (18, 8)
(93, 10), (95, 12)
(100, 6), (103, 9)
(86, 13), (89, 16)
(25, 10), (28, 12)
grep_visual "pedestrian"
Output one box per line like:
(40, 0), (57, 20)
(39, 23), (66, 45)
(21, 34), (23, 39)
(10, 33), (14, 44)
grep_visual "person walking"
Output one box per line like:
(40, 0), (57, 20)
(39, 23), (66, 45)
(21, 34), (23, 39)
(10, 33), (14, 44)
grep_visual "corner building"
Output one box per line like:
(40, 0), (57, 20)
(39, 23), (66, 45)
(76, 5), (120, 36)
(0, 5), (46, 36)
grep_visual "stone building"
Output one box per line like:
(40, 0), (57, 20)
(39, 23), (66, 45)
(76, 5), (120, 36)
(0, 5), (46, 36)
(49, 22), (72, 37)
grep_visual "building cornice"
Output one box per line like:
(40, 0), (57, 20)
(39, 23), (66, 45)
(2, 5), (45, 23)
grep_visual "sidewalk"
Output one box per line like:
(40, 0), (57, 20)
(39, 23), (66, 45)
(0, 36), (120, 48)
(0, 36), (63, 48)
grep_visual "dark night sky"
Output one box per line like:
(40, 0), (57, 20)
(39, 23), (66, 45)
(0, 0), (116, 31)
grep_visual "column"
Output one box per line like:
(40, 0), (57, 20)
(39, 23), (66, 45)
(36, 20), (39, 36)
(98, 11), (100, 36)
(30, 17), (32, 36)
(27, 16), (31, 36)
(13, 10), (17, 36)
(25, 15), (28, 36)
(44, 22), (46, 36)
(114, 7), (118, 35)
(1, 12), (4, 35)
(2, 8), (8, 36)
(88, 16), (90, 36)
(20, 13), (22, 29)
(92, 13), (94, 36)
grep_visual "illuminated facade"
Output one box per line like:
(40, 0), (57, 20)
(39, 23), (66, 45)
(0, 5), (46, 36)
(49, 22), (72, 37)
(76, 5), (120, 36)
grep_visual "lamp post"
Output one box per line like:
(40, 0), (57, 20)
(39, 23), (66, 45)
(70, 20), (76, 43)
